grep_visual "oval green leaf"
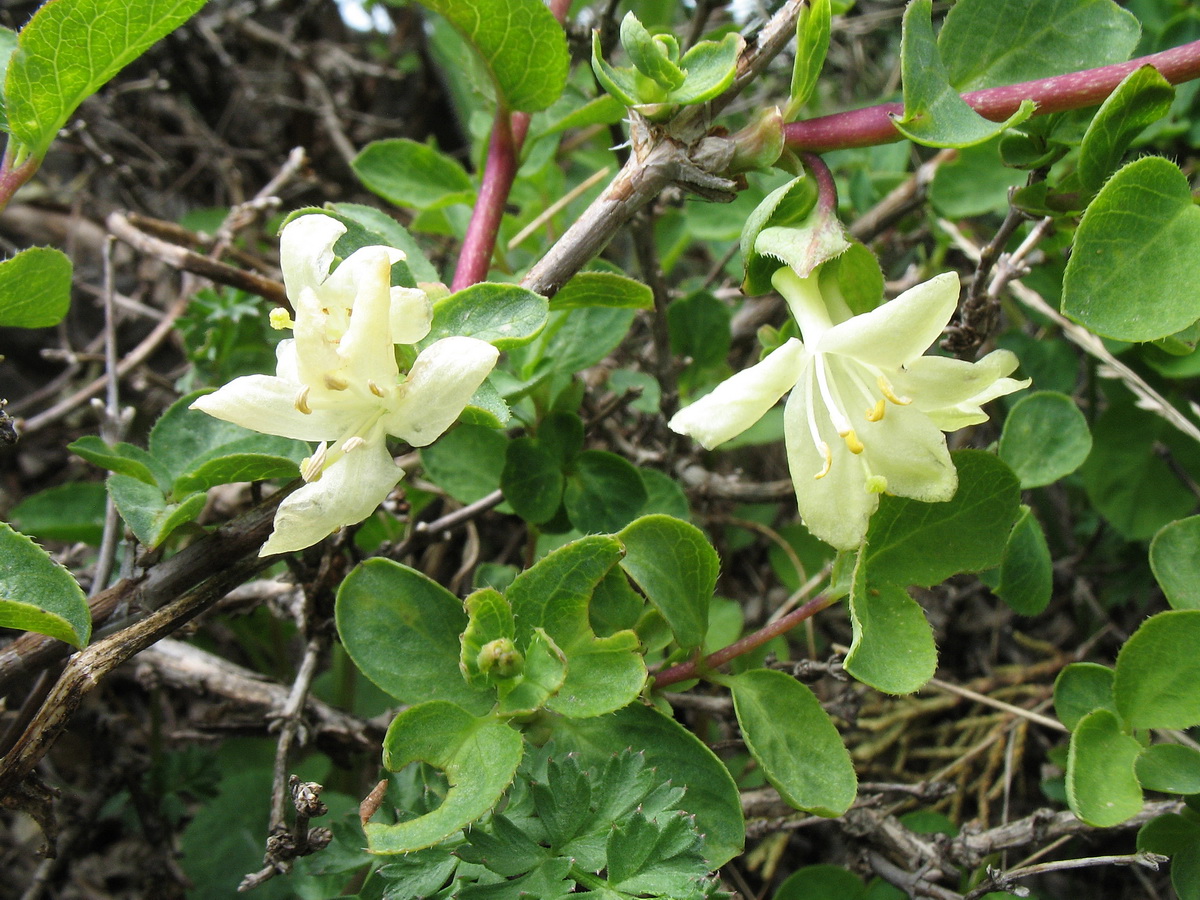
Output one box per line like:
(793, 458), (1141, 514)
(1053, 662), (1116, 732)
(425, 282), (548, 350)
(367, 701), (523, 853)
(998, 391), (1092, 488)
(731, 668), (856, 816)
(0, 522), (90, 647)
(1114, 610), (1200, 731)
(1078, 66), (1174, 195)
(0, 247), (71, 328)
(415, 0), (568, 112)
(845, 563), (936, 695)
(619, 514), (717, 650)
(1066, 708), (1144, 827)
(6, 0), (208, 159)
(549, 271), (653, 312)
(995, 506), (1053, 616)
(1063, 156), (1200, 342)
(351, 138), (474, 210)
(335, 558), (493, 713)
(1150, 516), (1200, 610)
(564, 450), (647, 534)
(1135, 744), (1200, 795)
(502, 438), (565, 525)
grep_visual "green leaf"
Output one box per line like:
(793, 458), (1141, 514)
(1114, 610), (1200, 730)
(0, 26), (17, 131)
(775, 865), (866, 900)
(895, 0), (1034, 149)
(69, 435), (165, 487)
(548, 271), (652, 312)
(1066, 708), (1144, 827)
(367, 702), (522, 853)
(329, 202), (440, 284)
(420, 423), (507, 504)
(563, 450), (647, 534)
(1081, 401), (1200, 540)
(1151, 516), (1200, 610)
(1054, 662), (1116, 731)
(351, 139), (474, 210)
(412, 0), (567, 112)
(425, 283), (548, 350)
(0, 522), (90, 647)
(620, 13), (685, 91)
(1175, 846), (1200, 900)
(863, 451), (1021, 588)
(502, 438), (563, 525)
(1063, 156), (1200, 342)
(0, 247), (72, 328)
(335, 559), (493, 713)
(730, 668), (856, 816)
(606, 809), (709, 896)
(668, 291), (731, 370)
(536, 411), (584, 467)
(550, 702), (745, 867)
(929, 139), (1027, 218)
(740, 176), (818, 295)
(6, 0), (208, 157)
(107, 475), (206, 548)
(938, 0), (1140, 92)
(172, 449), (302, 496)
(9, 481), (107, 545)
(998, 391), (1092, 488)
(845, 559), (937, 695)
(1078, 66), (1174, 195)
(619, 514), (717, 650)
(670, 31), (743, 106)
(994, 506), (1053, 616)
(785, 0), (830, 120)
(460, 587), (517, 686)
(1138, 812), (1200, 857)
(1135, 744), (1200, 795)
(515, 306), (637, 380)
(506, 536), (645, 717)
(496, 629), (567, 715)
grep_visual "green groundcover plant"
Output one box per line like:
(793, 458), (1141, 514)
(2, 0), (1200, 897)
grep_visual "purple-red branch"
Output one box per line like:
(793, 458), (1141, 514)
(0, 151), (40, 215)
(653, 592), (839, 689)
(785, 38), (1200, 153)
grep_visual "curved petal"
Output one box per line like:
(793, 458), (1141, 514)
(335, 247), (401, 386)
(784, 387), (877, 550)
(383, 336), (500, 446)
(858, 404), (957, 502)
(260, 439), (402, 555)
(190, 375), (354, 441)
(390, 286), (433, 345)
(323, 244), (405, 303)
(819, 272), (959, 368)
(668, 339), (806, 449)
(897, 349), (1028, 430)
(274, 339), (299, 382)
(280, 215), (345, 297)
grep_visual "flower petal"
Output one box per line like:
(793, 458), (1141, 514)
(335, 247), (401, 387)
(190, 375), (354, 441)
(390, 286), (433, 345)
(895, 349), (1028, 429)
(784, 385), (878, 550)
(280, 215), (345, 297)
(819, 272), (959, 367)
(859, 403), (957, 502)
(668, 339), (806, 449)
(383, 336), (499, 446)
(260, 439), (402, 555)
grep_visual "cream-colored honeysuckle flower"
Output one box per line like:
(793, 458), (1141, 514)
(192, 215), (499, 555)
(669, 267), (1029, 550)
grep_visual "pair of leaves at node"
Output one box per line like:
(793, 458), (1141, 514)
(591, 12), (742, 121)
(501, 411), (647, 533)
(70, 390), (306, 548)
(376, 748), (727, 900)
(337, 517), (721, 853)
(1054, 611), (1200, 828)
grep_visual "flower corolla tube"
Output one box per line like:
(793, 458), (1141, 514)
(669, 266), (1028, 550)
(192, 215), (499, 555)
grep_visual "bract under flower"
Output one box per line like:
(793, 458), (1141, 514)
(192, 215), (498, 555)
(668, 267), (1028, 550)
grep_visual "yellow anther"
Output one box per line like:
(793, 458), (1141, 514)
(269, 308), (295, 330)
(342, 435), (366, 454)
(813, 442), (833, 480)
(877, 375), (912, 405)
(367, 379), (385, 397)
(294, 385), (312, 415)
(300, 444), (327, 482)
(842, 429), (865, 454)
(866, 399), (886, 422)
(866, 475), (888, 494)
(324, 373), (349, 391)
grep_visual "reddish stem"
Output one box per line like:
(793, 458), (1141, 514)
(784, 37), (1200, 153)
(451, 0), (571, 290)
(653, 592), (840, 689)
(800, 151), (837, 215)
(0, 148), (40, 214)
